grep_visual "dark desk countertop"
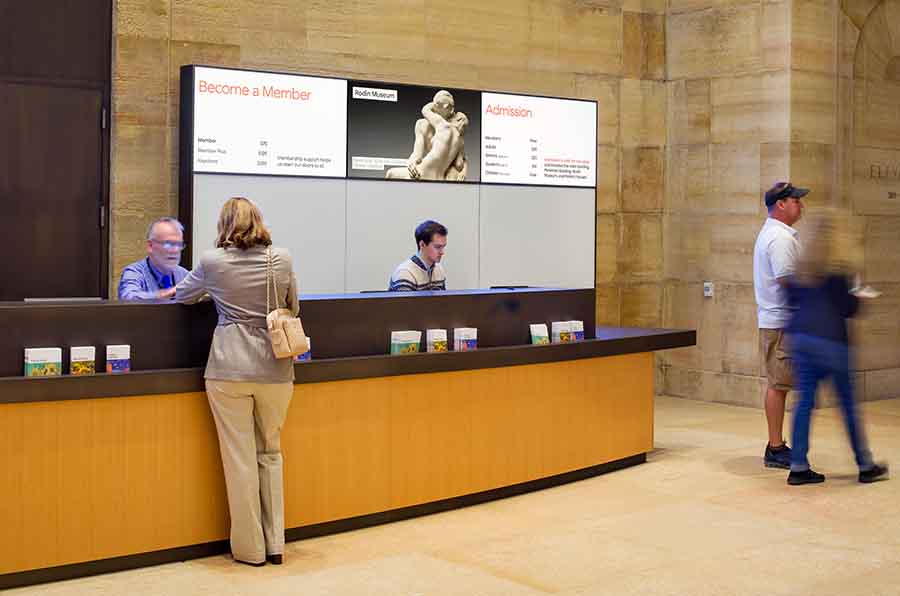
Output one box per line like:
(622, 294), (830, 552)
(0, 287), (599, 377)
(0, 327), (695, 404)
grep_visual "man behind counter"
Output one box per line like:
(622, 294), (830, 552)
(118, 217), (189, 300)
(389, 220), (448, 291)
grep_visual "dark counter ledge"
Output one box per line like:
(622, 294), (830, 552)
(0, 327), (695, 404)
(0, 288), (597, 376)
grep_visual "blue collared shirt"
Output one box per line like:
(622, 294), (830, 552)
(118, 257), (189, 300)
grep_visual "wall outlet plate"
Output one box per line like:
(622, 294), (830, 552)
(703, 281), (714, 298)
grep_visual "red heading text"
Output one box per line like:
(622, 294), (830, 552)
(198, 80), (312, 101)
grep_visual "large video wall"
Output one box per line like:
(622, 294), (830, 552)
(181, 65), (598, 293)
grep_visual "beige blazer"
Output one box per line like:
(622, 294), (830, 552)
(176, 245), (299, 383)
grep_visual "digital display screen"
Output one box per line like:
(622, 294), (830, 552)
(480, 92), (596, 187)
(191, 66), (347, 177)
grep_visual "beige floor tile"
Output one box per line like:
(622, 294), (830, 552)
(717, 535), (900, 589)
(585, 501), (814, 563)
(558, 564), (799, 596)
(860, 399), (900, 417)
(258, 552), (547, 596)
(803, 562), (900, 596)
(433, 525), (673, 593)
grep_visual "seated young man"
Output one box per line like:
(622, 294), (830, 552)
(388, 220), (448, 292)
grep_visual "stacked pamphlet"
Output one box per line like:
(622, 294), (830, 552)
(24, 347), (62, 377)
(551, 321), (585, 343)
(390, 331), (422, 354)
(530, 323), (550, 345)
(70, 346), (96, 375)
(453, 328), (478, 351)
(551, 321), (572, 343)
(106, 345), (131, 374)
(426, 329), (448, 352)
(570, 320), (585, 342)
(294, 338), (312, 362)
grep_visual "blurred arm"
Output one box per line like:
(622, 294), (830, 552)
(174, 260), (207, 304)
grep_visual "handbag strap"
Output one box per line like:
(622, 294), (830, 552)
(266, 246), (280, 314)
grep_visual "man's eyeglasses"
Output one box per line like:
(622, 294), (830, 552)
(151, 239), (186, 250)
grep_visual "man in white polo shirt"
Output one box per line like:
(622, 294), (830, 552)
(754, 181), (808, 468)
(389, 220), (448, 291)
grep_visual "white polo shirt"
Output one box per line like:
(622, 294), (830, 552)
(753, 217), (800, 329)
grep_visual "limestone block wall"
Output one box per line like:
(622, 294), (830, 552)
(661, 0), (900, 406)
(111, 0), (667, 324)
(841, 0), (900, 399)
(662, 0), (791, 407)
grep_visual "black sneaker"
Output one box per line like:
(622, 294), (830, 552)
(788, 469), (825, 485)
(859, 463), (889, 484)
(764, 444), (792, 469)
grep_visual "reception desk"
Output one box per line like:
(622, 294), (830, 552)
(0, 289), (694, 588)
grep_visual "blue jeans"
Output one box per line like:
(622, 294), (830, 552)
(789, 333), (873, 472)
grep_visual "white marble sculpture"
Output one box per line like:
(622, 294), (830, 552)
(386, 90), (469, 181)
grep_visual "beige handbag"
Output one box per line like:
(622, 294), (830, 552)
(266, 247), (309, 359)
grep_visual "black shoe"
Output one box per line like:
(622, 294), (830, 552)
(764, 443), (792, 469)
(267, 554), (283, 565)
(235, 558), (265, 567)
(788, 469), (825, 485)
(859, 463), (889, 484)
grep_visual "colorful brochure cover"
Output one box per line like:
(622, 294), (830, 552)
(390, 331), (422, 354)
(530, 323), (550, 345)
(426, 329), (448, 353)
(106, 344), (131, 374)
(294, 337), (312, 362)
(551, 321), (572, 343)
(569, 320), (585, 342)
(70, 346), (97, 375)
(453, 327), (478, 351)
(24, 347), (62, 377)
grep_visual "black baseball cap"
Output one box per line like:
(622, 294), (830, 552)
(765, 182), (809, 207)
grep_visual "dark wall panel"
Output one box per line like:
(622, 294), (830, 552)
(0, 0), (111, 85)
(0, 0), (111, 300)
(0, 84), (103, 299)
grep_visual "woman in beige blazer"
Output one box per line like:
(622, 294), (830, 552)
(176, 197), (298, 566)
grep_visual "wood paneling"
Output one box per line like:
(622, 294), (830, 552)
(0, 353), (653, 575)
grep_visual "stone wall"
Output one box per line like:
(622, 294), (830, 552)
(661, 0), (900, 406)
(111, 0), (667, 328)
(842, 0), (900, 399)
(662, 0), (790, 407)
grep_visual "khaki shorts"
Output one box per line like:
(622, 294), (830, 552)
(759, 328), (792, 391)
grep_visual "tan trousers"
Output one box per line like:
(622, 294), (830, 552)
(205, 380), (294, 564)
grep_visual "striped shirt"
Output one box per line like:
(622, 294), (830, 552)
(389, 254), (447, 291)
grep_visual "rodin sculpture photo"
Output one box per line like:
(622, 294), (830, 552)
(386, 90), (469, 182)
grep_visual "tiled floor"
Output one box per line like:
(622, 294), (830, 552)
(10, 396), (900, 596)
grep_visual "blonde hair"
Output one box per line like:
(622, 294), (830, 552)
(215, 197), (272, 250)
(795, 209), (854, 285)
